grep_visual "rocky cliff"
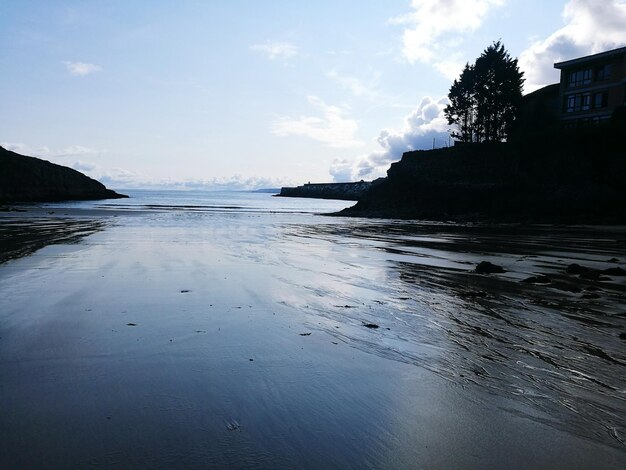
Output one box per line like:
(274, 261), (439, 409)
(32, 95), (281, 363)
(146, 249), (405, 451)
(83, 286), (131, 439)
(339, 124), (626, 223)
(278, 180), (383, 201)
(0, 146), (127, 203)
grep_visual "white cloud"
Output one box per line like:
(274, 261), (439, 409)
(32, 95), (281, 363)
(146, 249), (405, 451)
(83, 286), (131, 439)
(392, 0), (504, 61)
(391, 0), (504, 76)
(432, 59), (465, 81)
(63, 61), (102, 76)
(329, 96), (450, 182)
(250, 41), (298, 60)
(272, 96), (364, 149)
(519, 0), (626, 92)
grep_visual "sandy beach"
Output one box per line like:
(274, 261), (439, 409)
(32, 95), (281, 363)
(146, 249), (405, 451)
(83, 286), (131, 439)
(1, 197), (625, 468)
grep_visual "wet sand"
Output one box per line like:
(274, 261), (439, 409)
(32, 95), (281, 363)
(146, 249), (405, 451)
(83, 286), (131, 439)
(0, 208), (624, 468)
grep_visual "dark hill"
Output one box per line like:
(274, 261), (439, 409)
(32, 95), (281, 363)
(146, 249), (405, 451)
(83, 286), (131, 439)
(339, 125), (626, 223)
(0, 146), (127, 203)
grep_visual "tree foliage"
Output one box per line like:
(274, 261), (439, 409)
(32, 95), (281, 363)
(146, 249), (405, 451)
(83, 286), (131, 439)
(444, 41), (524, 143)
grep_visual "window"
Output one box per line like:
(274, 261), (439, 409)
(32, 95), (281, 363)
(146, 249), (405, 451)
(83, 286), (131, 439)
(593, 91), (608, 108)
(568, 69), (592, 87)
(582, 93), (591, 111)
(595, 64), (612, 81)
(565, 93), (591, 112)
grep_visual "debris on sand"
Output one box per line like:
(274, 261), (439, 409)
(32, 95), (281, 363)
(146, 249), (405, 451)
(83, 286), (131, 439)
(299, 333), (311, 336)
(126, 323), (137, 326)
(521, 275), (551, 284)
(474, 261), (505, 274)
(180, 289), (191, 293)
(363, 323), (379, 329)
(334, 305), (357, 309)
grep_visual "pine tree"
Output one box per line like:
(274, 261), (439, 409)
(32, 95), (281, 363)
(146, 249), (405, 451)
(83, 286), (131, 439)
(445, 41), (524, 143)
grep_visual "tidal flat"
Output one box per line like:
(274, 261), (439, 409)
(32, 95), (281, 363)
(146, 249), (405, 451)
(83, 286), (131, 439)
(0, 199), (625, 468)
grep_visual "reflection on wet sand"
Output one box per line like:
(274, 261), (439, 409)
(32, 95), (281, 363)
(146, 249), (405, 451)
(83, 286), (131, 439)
(1, 208), (624, 467)
(0, 216), (107, 264)
(283, 221), (626, 448)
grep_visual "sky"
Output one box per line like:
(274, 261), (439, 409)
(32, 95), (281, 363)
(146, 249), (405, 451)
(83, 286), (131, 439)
(1, 0), (625, 190)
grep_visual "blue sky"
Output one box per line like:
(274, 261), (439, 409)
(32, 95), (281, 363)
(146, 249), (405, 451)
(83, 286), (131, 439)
(1, 0), (625, 189)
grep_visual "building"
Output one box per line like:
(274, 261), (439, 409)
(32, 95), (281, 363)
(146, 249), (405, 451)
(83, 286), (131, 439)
(515, 83), (560, 134)
(554, 46), (626, 125)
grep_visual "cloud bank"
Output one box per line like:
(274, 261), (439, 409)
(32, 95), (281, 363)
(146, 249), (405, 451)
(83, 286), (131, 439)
(96, 173), (292, 192)
(329, 97), (450, 182)
(519, 0), (626, 92)
(272, 96), (364, 148)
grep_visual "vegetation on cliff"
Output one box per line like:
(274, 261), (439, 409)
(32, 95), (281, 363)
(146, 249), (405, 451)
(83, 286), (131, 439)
(0, 146), (127, 204)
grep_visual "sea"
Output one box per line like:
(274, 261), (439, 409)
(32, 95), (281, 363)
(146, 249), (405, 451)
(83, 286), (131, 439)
(36, 188), (354, 214)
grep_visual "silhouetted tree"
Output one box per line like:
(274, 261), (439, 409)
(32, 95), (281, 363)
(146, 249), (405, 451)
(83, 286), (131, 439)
(444, 63), (476, 142)
(445, 41), (524, 143)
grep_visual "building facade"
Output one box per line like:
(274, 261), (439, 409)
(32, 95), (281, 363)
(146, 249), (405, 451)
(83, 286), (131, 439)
(554, 46), (626, 125)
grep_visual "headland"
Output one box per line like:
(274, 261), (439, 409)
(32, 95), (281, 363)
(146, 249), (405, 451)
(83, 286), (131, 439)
(277, 180), (382, 201)
(0, 146), (127, 204)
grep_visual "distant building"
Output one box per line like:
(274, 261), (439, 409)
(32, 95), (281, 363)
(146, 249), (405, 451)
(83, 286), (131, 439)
(554, 46), (626, 126)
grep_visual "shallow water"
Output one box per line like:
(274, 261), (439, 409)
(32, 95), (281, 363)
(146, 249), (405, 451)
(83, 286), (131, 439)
(0, 191), (625, 468)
